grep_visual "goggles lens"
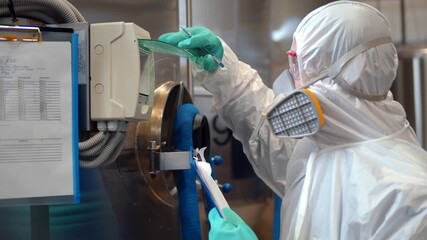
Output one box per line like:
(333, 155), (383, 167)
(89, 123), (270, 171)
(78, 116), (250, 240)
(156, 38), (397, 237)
(286, 51), (299, 81)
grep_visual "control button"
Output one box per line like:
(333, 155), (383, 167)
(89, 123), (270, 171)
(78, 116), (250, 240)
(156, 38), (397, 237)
(94, 44), (104, 55)
(94, 83), (104, 94)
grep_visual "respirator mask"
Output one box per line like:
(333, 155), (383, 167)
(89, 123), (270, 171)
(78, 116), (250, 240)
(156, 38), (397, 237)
(265, 36), (393, 139)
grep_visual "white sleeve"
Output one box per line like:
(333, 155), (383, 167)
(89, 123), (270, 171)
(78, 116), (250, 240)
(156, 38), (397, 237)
(192, 39), (298, 197)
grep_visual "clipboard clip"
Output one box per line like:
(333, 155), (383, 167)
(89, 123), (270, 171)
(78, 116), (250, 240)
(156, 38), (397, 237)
(0, 25), (41, 42)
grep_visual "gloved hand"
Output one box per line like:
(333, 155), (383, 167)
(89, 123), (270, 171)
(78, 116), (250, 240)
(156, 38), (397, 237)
(208, 208), (258, 240)
(158, 27), (223, 71)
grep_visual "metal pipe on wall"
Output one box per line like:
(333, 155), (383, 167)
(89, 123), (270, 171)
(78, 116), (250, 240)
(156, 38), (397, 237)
(412, 57), (423, 146)
(186, 0), (193, 97)
(400, 0), (406, 45)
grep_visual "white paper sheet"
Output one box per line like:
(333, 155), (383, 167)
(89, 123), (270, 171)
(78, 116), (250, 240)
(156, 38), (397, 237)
(0, 41), (74, 201)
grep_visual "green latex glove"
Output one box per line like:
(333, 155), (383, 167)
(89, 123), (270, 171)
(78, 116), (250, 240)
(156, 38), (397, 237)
(158, 27), (224, 71)
(208, 208), (258, 240)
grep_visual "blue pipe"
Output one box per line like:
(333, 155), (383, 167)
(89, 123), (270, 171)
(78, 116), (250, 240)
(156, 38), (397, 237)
(174, 103), (202, 240)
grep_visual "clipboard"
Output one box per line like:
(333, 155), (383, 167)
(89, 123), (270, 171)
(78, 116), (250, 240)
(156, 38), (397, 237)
(0, 25), (80, 206)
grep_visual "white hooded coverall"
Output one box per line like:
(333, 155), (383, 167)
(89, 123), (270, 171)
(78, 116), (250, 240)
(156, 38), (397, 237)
(193, 1), (427, 239)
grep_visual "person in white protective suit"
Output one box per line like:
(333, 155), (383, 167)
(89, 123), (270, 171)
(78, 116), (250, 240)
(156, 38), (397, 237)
(160, 1), (427, 239)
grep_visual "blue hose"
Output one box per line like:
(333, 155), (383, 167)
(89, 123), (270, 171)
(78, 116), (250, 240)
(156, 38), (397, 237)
(174, 103), (202, 240)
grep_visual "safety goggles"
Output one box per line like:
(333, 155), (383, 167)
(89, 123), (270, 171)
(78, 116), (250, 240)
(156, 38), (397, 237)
(266, 51), (323, 139)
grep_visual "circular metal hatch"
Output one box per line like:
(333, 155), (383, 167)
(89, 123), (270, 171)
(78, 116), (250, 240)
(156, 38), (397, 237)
(135, 81), (193, 206)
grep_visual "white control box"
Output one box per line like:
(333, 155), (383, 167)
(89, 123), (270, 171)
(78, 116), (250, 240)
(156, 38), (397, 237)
(90, 22), (154, 121)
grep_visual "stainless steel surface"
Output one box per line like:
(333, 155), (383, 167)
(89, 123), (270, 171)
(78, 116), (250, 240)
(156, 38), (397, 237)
(63, 1), (205, 238)
(100, 81), (193, 239)
(159, 151), (191, 171)
(186, 0), (193, 97)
